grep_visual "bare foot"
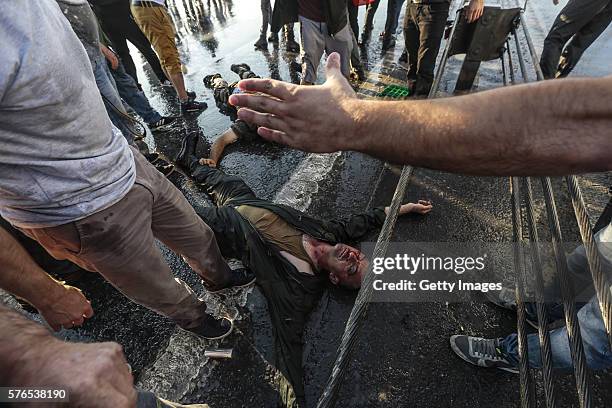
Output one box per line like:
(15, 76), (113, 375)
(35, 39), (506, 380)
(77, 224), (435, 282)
(199, 158), (217, 168)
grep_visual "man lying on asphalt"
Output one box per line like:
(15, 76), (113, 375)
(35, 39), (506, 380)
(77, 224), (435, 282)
(174, 133), (432, 406)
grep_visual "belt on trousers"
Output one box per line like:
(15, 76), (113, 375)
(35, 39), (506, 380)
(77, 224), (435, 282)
(131, 1), (165, 7)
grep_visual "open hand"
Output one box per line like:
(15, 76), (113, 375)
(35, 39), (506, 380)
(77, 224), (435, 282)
(465, 0), (484, 23)
(228, 52), (358, 153)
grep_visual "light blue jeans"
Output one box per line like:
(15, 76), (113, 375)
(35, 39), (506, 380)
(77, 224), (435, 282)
(502, 221), (612, 370)
(92, 53), (134, 143)
(110, 59), (162, 125)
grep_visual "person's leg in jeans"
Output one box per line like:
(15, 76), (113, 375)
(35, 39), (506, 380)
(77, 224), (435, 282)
(299, 16), (326, 84)
(92, 54), (135, 143)
(111, 60), (164, 126)
(255, 0), (272, 48)
(503, 222), (612, 369)
(556, 2), (612, 77)
(539, 0), (608, 79)
(324, 23), (354, 79)
(404, 4), (420, 90)
(361, 0), (381, 42)
(414, 3), (449, 96)
(386, 0), (406, 37)
(347, 0), (360, 40)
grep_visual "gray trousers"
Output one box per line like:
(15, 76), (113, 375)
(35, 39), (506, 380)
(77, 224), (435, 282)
(540, 0), (612, 78)
(20, 147), (232, 329)
(299, 15), (352, 84)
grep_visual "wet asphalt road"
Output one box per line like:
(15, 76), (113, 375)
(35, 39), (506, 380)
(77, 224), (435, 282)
(5, 0), (611, 406)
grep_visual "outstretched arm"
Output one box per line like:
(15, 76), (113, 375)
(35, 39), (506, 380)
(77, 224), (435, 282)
(229, 53), (612, 176)
(0, 226), (93, 331)
(328, 201), (433, 243)
(200, 129), (239, 168)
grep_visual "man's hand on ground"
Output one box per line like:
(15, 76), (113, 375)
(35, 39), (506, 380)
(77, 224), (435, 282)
(385, 200), (433, 216)
(36, 284), (93, 331)
(16, 339), (136, 408)
(465, 0), (484, 23)
(199, 158), (217, 168)
(229, 52), (358, 153)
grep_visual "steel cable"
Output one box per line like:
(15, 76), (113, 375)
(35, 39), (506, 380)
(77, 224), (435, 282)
(565, 175), (612, 350)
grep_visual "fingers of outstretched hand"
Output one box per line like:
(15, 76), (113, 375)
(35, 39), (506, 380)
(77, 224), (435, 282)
(232, 78), (295, 101)
(236, 108), (288, 134)
(232, 94), (288, 116)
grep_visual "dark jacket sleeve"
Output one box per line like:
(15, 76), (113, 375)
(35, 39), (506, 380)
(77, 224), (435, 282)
(324, 207), (386, 244)
(190, 165), (257, 207)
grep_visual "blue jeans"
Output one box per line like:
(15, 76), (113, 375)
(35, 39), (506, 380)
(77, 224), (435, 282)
(385, 0), (406, 37)
(110, 60), (162, 125)
(502, 222), (612, 370)
(92, 54), (134, 144)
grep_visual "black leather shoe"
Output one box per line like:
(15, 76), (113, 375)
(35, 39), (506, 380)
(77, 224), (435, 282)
(206, 268), (256, 294)
(174, 131), (200, 170)
(182, 313), (233, 340)
(285, 37), (300, 53)
(254, 35), (268, 50)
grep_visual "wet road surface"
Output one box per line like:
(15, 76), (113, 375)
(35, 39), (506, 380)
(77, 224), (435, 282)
(4, 0), (611, 406)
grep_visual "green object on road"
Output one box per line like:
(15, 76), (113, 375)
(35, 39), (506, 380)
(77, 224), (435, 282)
(379, 84), (411, 99)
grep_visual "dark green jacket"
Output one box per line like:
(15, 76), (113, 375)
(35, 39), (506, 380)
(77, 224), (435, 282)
(191, 164), (385, 407)
(272, 0), (349, 36)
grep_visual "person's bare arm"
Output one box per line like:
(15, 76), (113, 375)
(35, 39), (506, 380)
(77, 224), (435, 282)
(199, 129), (239, 167)
(0, 226), (93, 331)
(229, 53), (612, 176)
(0, 304), (136, 406)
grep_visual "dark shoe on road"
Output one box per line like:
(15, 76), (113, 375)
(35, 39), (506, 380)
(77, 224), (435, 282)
(203, 73), (222, 88)
(381, 35), (396, 51)
(149, 116), (178, 132)
(399, 48), (408, 63)
(231, 63), (257, 79)
(285, 37), (300, 53)
(450, 335), (518, 373)
(268, 32), (279, 43)
(181, 100), (207, 116)
(183, 313), (233, 340)
(254, 35), (268, 50)
(174, 131), (200, 170)
(206, 268), (256, 294)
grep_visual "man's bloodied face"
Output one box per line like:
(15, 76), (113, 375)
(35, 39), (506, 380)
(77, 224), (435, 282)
(320, 243), (368, 289)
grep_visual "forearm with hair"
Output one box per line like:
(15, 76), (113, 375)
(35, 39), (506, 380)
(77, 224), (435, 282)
(349, 77), (612, 176)
(0, 304), (56, 385)
(0, 227), (65, 311)
(209, 130), (238, 164)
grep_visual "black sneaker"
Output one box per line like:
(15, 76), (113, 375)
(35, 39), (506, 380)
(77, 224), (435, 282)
(254, 35), (268, 50)
(285, 37), (300, 53)
(231, 63), (256, 79)
(381, 36), (396, 51)
(149, 116), (178, 132)
(268, 32), (279, 43)
(186, 90), (196, 101)
(450, 335), (519, 373)
(206, 268), (256, 294)
(203, 73), (223, 89)
(181, 100), (207, 115)
(174, 131), (200, 170)
(182, 313), (233, 340)
(399, 49), (408, 63)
